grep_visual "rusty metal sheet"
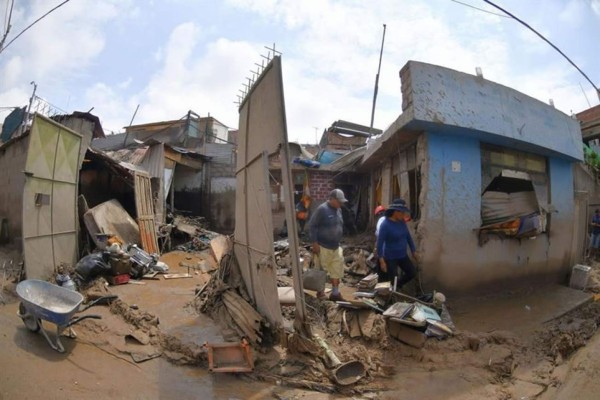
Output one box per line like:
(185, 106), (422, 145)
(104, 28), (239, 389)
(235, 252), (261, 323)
(134, 172), (159, 254)
(22, 114), (81, 280)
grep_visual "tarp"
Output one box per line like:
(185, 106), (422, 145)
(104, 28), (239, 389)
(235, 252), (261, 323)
(0, 107), (26, 143)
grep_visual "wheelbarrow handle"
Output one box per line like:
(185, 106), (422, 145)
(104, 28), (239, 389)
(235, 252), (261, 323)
(67, 314), (101, 327)
(80, 295), (118, 311)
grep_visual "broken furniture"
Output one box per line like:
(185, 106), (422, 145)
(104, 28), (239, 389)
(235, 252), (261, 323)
(205, 339), (254, 373)
(382, 300), (454, 344)
(84, 199), (141, 248)
(16, 279), (116, 353)
(127, 245), (167, 278)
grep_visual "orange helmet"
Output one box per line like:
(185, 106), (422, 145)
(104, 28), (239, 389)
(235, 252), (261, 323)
(374, 205), (386, 215)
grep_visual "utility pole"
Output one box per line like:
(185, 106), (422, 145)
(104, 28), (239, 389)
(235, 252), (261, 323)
(369, 24), (387, 138)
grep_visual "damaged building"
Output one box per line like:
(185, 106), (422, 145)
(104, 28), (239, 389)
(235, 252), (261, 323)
(269, 121), (380, 236)
(91, 112), (236, 233)
(359, 61), (584, 293)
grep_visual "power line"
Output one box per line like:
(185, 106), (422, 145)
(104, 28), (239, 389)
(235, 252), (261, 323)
(482, 0), (600, 102)
(0, 0), (71, 54)
(448, 0), (509, 18)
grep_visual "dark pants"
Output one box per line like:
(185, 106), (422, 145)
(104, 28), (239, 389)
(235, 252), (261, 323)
(377, 257), (416, 288)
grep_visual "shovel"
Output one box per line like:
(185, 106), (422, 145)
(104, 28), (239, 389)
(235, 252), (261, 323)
(314, 335), (366, 386)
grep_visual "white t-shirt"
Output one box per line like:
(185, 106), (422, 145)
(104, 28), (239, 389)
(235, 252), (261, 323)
(375, 216), (385, 236)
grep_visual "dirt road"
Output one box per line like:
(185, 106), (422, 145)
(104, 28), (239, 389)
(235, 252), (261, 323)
(0, 298), (276, 400)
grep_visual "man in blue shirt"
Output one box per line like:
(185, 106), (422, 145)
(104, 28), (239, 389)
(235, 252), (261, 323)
(590, 209), (600, 260)
(376, 199), (419, 289)
(309, 189), (347, 301)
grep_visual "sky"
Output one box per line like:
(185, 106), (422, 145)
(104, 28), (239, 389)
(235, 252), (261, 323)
(1, 0), (599, 143)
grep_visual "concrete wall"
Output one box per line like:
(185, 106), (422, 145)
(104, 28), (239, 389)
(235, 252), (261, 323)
(419, 131), (576, 293)
(199, 143), (236, 232)
(0, 135), (29, 245)
(403, 61), (583, 161)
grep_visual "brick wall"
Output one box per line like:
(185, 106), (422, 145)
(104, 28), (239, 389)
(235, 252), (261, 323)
(309, 170), (335, 206)
(577, 105), (600, 123)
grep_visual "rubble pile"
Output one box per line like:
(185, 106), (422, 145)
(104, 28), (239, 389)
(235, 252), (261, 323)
(172, 215), (220, 252)
(195, 253), (274, 347)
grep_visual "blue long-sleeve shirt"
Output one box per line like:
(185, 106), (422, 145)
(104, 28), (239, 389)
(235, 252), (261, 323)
(309, 202), (343, 249)
(376, 218), (416, 259)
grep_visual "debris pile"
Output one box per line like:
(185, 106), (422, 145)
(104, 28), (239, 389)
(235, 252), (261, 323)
(195, 253), (274, 348)
(172, 215), (221, 252)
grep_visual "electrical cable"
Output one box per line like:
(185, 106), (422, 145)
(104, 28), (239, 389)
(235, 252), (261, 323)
(448, 0), (509, 18)
(0, 0), (71, 53)
(482, 0), (600, 99)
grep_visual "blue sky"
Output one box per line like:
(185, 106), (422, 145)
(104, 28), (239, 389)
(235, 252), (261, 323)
(1, 0), (599, 142)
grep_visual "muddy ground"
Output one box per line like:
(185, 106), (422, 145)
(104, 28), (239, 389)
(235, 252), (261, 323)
(3, 247), (600, 399)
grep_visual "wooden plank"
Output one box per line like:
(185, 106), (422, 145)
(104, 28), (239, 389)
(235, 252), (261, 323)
(163, 273), (192, 279)
(134, 173), (159, 254)
(210, 235), (230, 264)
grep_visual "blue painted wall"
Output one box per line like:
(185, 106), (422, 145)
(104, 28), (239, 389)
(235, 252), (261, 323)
(419, 131), (575, 293)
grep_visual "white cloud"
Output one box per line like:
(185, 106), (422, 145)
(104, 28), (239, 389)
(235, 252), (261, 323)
(83, 23), (261, 132)
(137, 25), (261, 127)
(117, 77), (133, 90)
(1, 0), (597, 141)
(0, 0), (135, 121)
(225, 0), (515, 140)
(591, 0), (600, 16)
(224, 0), (595, 141)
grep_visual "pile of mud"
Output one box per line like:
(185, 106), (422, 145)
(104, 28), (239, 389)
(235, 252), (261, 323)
(73, 280), (206, 367)
(536, 300), (600, 360)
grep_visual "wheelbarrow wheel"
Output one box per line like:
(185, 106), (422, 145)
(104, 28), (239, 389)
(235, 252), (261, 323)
(19, 302), (40, 332)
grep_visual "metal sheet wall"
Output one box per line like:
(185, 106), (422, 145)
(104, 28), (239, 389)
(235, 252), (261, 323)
(22, 114), (82, 279)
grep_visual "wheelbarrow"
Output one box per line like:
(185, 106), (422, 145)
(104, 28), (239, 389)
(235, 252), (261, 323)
(16, 279), (117, 353)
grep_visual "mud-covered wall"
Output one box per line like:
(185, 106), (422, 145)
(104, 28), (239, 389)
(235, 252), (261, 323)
(418, 131), (576, 294)
(0, 135), (29, 245)
(173, 165), (203, 216)
(208, 177), (235, 234)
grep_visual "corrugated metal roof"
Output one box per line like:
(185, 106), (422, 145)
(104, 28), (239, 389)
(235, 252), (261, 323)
(91, 133), (134, 151)
(105, 147), (149, 165)
(141, 143), (164, 178)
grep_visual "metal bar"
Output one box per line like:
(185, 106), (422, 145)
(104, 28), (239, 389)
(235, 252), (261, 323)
(23, 230), (77, 240)
(235, 150), (278, 176)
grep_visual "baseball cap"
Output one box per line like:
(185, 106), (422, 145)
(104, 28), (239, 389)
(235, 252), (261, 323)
(329, 188), (348, 203)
